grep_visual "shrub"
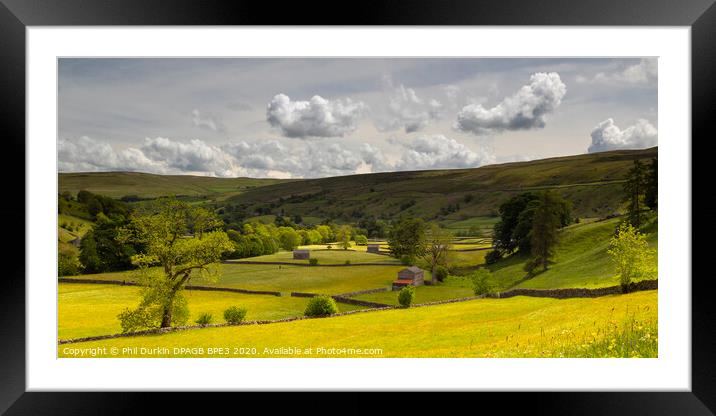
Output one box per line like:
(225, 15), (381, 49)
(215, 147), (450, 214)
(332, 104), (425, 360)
(304, 296), (338, 317)
(309, 258), (318, 266)
(117, 293), (189, 333)
(224, 306), (247, 324)
(485, 249), (503, 265)
(355, 234), (368, 245)
(344, 260), (351, 265)
(195, 312), (213, 326)
(398, 285), (415, 307)
(326, 244), (332, 250)
(58, 253), (80, 276)
(400, 255), (414, 265)
(608, 223), (656, 293)
(471, 268), (496, 296)
(433, 265), (448, 282)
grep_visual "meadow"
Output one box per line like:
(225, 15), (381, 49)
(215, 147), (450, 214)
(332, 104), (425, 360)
(59, 283), (367, 340)
(58, 291), (657, 358)
(239, 249), (400, 265)
(63, 261), (407, 295)
(488, 217), (658, 291)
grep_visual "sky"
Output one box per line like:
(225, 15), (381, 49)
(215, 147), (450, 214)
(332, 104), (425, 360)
(58, 58), (658, 179)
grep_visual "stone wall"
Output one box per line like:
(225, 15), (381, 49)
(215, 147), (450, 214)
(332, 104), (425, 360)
(335, 287), (390, 297)
(488, 279), (658, 299)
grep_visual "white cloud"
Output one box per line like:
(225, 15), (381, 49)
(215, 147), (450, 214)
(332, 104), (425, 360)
(58, 136), (239, 177)
(454, 72), (567, 135)
(191, 109), (225, 132)
(375, 78), (443, 133)
(223, 140), (365, 178)
(359, 143), (391, 173)
(58, 136), (164, 174)
(140, 137), (236, 176)
(585, 58), (657, 85)
(587, 118), (658, 153)
(266, 94), (366, 138)
(392, 135), (495, 171)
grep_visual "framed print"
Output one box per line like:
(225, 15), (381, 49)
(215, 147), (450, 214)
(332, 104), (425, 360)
(2, 0), (713, 414)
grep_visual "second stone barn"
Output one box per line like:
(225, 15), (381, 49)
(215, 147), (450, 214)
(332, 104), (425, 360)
(392, 266), (425, 290)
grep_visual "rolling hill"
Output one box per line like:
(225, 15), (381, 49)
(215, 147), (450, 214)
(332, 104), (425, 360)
(58, 171), (291, 199)
(58, 148), (657, 224)
(224, 147), (657, 222)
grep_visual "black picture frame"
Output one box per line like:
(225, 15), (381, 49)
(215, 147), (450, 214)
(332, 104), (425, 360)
(1, 0), (712, 414)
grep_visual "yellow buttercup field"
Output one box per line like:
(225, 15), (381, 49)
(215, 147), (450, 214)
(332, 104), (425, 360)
(59, 291), (656, 358)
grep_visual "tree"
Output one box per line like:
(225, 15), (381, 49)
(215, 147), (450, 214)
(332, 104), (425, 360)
(420, 223), (452, 282)
(471, 268), (496, 296)
(493, 193), (539, 253)
(335, 225), (352, 250)
(494, 192), (571, 256)
(623, 160), (647, 228)
(278, 227), (301, 251)
(644, 158), (658, 211)
(526, 191), (562, 273)
(387, 217), (426, 262)
(608, 223), (656, 292)
(355, 234), (368, 245)
(118, 198), (233, 330)
(315, 225), (333, 243)
(398, 286), (415, 307)
(79, 213), (140, 274)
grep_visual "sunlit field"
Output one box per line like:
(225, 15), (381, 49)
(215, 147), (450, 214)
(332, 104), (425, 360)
(58, 283), (369, 340)
(239, 249), (400, 265)
(59, 291), (657, 358)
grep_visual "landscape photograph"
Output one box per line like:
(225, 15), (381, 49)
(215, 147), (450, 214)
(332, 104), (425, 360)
(56, 57), (658, 358)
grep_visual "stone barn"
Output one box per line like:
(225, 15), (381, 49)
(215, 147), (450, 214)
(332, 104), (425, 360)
(367, 243), (380, 254)
(293, 249), (310, 260)
(392, 266), (425, 290)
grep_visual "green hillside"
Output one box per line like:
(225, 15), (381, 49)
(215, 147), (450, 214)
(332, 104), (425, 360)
(59, 171), (290, 199)
(487, 216), (658, 290)
(225, 147), (657, 223)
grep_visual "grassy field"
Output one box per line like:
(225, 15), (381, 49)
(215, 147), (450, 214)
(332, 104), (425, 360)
(353, 284), (475, 306)
(58, 290), (657, 358)
(63, 262), (406, 295)
(59, 172), (289, 199)
(58, 283), (368, 340)
(225, 147), (656, 222)
(440, 216), (500, 233)
(242, 249), (400, 265)
(486, 217), (658, 290)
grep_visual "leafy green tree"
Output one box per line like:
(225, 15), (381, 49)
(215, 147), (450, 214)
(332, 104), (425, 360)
(304, 296), (339, 316)
(420, 223), (452, 282)
(471, 268), (496, 296)
(355, 234), (368, 245)
(398, 285), (415, 307)
(644, 158), (658, 211)
(118, 198), (233, 329)
(315, 225), (334, 243)
(387, 217), (426, 260)
(526, 191), (563, 273)
(493, 193), (539, 253)
(79, 214), (139, 274)
(608, 223), (656, 292)
(278, 227), (301, 251)
(336, 225), (352, 250)
(58, 252), (80, 276)
(433, 265), (449, 283)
